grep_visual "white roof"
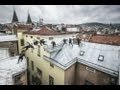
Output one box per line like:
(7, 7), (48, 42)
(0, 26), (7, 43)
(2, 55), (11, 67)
(78, 41), (120, 76)
(0, 35), (18, 42)
(0, 48), (10, 60)
(50, 43), (79, 66)
(0, 56), (27, 85)
(44, 41), (120, 76)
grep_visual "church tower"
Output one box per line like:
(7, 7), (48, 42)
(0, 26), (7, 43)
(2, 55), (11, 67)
(12, 7), (19, 23)
(26, 11), (32, 24)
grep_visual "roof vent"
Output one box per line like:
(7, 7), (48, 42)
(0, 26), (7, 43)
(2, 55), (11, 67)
(98, 55), (104, 61)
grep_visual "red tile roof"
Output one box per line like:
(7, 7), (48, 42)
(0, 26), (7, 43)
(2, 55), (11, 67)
(24, 26), (77, 35)
(89, 35), (120, 46)
(16, 24), (33, 30)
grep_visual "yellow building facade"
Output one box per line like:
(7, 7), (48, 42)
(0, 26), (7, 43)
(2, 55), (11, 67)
(17, 26), (77, 85)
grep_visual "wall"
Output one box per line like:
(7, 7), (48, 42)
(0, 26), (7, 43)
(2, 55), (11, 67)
(64, 63), (76, 85)
(75, 63), (118, 85)
(24, 34), (65, 85)
(13, 71), (27, 85)
(0, 41), (18, 56)
(17, 31), (24, 54)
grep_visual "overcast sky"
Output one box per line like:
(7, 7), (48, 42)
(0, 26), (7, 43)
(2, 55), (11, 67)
(0, 5), (120, 24)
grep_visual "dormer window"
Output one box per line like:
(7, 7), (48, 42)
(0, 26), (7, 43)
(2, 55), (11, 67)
(98, 55), (104, 61)
(80, 51), (85, 56)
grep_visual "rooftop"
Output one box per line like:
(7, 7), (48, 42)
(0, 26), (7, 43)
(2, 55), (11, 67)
(0, 35), (18, 42)
(89, 34), (120, 46)
(24, 26), (78, 36)
(0, 48), (9, 60)
(0, 56), (27, 85)
(44, 41), (120, 76)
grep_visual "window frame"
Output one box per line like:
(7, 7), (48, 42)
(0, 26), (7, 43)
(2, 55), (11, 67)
(36, 68), (42, 77)
(20, 39), (24, 46)
(49, 75), (54, 85)
(31, 61), (34, 71)
(37, 45), (41, 57)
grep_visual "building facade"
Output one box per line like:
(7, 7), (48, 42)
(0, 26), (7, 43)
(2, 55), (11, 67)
(17, 25), (120, 85)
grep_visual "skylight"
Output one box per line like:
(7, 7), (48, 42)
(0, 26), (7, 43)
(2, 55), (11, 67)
(98, 55), (104, 61)
(80, 51), (85, 56)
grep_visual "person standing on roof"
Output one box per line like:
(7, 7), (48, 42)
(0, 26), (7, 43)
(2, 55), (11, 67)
(77, 38), (80, 46)
(63, 39), (67, 45)
(17, 50), (25, 64)
(69, 38), (73, 47)
(51, 41), (56, 48)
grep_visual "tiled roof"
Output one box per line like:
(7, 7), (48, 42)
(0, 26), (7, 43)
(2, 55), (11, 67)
(16, 24), (33, 30)
(89, 35), (120, 46)
(24, 26), (76, 35)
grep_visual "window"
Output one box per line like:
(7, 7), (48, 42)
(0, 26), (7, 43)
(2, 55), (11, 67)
(37, 68), (42, 77)
(84, 80), (94, 85)
(80, 51), (85, 56)
(98, 55), (104, 61)
(37, 37), (40, 40)
(37, 45), (40, 57)
(49, 37), (53, 40)
(20, 39), (24, 46)
(31, 61), (34, 71)
(27, 57), (29, 66)
(49, 75), (54, 85)
(32, 75), (35, 84)
(86, 67), (96, 73)
(31, 36), (33, 38)
(50, 62), (54, 68)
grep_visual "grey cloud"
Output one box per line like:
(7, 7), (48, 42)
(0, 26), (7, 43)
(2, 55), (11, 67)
(0, 5), (120, 24)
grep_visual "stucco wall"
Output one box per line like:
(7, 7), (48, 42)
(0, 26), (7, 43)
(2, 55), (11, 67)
(24, 34), (65, 85)
(64, 63), (76, 85)
(75, 63), (118, 85)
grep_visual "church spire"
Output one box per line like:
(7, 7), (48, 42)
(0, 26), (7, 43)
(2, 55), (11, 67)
(12, 6), (19, 23)
(26, 10), (32, 24)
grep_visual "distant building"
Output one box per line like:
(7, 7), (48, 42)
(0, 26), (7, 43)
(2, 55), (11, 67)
(17, 26), (77, 85)
(0, 54), (27, 85)
(0, 35), (18, 56)
(17, 24), (120, 85)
